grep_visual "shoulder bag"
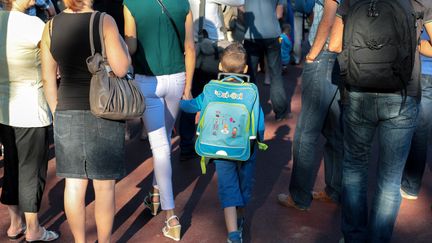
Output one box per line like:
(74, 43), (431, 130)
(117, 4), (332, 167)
(86, 11), (145, 120)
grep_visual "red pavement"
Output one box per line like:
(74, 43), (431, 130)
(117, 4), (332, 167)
(1, 64), (432, 243)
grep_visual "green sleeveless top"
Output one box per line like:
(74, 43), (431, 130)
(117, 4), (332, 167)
(124, 0), (190, 75)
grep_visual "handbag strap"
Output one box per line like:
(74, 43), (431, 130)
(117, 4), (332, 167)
(89, 11), (107, 59)
(198, 0), (206, 41)
(89, 11), (98, 56)
(155, 0), (185, 53)
(218, 4), (228, 41)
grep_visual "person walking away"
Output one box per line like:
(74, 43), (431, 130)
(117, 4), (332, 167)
(240, 0), (290, 121)
(41, 0), (131, 242)
(179, 0), (244, 161)
(123, 0), (195, 240)
(180, 43), (266, 243)
(0, 0), (59, 241)
(400, 30), (432, 200)
(278, 0), (343, 210)
(330, 0), (432, 241)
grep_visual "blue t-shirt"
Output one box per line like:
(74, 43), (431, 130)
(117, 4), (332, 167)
(280, 33), (293, 65)
(421, 31), (432, 75)
(244, 0), (285, 39)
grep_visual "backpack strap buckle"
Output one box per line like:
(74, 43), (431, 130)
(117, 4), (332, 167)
(368, 0), (379, 17)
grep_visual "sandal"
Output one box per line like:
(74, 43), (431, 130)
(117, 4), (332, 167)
(7, 224), (26, 240)
(162, 215), (181, 241)
(25, 227), (59, 242)
(143, 191), (160, 216)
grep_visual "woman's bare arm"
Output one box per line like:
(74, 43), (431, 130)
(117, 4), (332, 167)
(123, 6), (137, 56)
(41, 20), (58, 114)
(183, 10), (196, 100)
(103, 14), (131, 77)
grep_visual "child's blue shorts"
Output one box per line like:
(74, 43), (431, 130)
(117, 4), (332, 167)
(214, 148), (257, 208)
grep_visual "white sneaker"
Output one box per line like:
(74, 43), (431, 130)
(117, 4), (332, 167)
(400, 188), (418, 200)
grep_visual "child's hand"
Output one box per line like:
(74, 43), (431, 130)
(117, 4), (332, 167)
(182, 90), (193, 100)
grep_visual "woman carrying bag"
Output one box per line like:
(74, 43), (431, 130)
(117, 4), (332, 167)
(41, 0), (131, 242)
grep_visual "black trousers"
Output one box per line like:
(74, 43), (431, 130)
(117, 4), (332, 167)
(0, 124), (49, 212)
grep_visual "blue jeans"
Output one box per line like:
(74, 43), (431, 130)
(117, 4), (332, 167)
(289, 51), (343, 208)
(342, 92), (419, 243)
(244, 38), (289, 119)
(214, 149), (257, 209)
(401, 74), (432, 196)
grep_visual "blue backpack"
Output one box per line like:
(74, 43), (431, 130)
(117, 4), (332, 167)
(194, 74), (267, 173)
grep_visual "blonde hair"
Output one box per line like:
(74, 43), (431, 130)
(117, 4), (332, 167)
(63, 0), (86, 12)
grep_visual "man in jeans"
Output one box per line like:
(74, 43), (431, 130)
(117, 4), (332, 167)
(331, 1), (432, 241)
(400, 31), (432, 200)
(277, 0), (342, 210)
(240, 0), (289, 121)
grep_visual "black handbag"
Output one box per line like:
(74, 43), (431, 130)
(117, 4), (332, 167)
(86, 11), (145, 120)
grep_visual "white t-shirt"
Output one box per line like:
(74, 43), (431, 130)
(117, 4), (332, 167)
(0, 10), (51, 127)
(189, 0), (244, 41)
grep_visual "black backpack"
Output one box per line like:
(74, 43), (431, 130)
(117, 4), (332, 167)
(338, 0), (420, 92)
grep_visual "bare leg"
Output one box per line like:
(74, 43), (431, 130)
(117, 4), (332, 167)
(224, 207), (238, 233)
(6, 205), (23, 236)
(165, 209), (180, 226)
(93, 179), (116, 243)
(64, 178), (88, 243)
(24, 213), (44, 239)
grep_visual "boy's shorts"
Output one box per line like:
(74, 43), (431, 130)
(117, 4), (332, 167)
(214, 148), (257, 208)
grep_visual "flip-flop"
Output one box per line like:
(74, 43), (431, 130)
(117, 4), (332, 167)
(7, 225), (26, 240)
(25, 227), (59, 242)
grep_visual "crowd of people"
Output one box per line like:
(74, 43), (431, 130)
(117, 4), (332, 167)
(0, 0), (431, 243)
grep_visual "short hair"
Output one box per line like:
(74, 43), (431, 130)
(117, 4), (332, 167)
(63, 0), (86, 12)
(282, 23), (291, 34)
(220, 42), (247, 73)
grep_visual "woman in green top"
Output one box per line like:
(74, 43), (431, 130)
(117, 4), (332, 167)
(124, 0), (195, 241)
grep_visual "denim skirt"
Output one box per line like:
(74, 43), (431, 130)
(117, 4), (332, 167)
(54, 110), (126, 179)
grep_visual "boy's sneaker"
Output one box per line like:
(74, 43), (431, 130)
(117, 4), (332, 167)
(400, 188), (418, 200)
(227, 231), (242, 243)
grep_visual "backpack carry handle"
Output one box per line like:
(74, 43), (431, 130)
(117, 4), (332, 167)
(218, 73), (250, 83)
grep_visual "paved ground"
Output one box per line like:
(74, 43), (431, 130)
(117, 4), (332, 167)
(1, 64), (432, 243)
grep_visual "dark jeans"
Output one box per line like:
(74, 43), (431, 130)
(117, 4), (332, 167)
(342, 92), (419, 243)
(289, 51), (343, 208)
(0, 124), (49, 212)
(244, 38), (289, 119)
(401, 74), (432, 196)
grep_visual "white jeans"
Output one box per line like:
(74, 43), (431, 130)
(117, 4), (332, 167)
(135, 72), (185, 210)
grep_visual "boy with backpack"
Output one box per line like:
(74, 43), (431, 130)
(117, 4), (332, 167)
(180, 42), (266, 243)
(330, 0), (432, 242)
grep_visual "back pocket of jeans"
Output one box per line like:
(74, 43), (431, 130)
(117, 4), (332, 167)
(54, 113), (72, 139)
